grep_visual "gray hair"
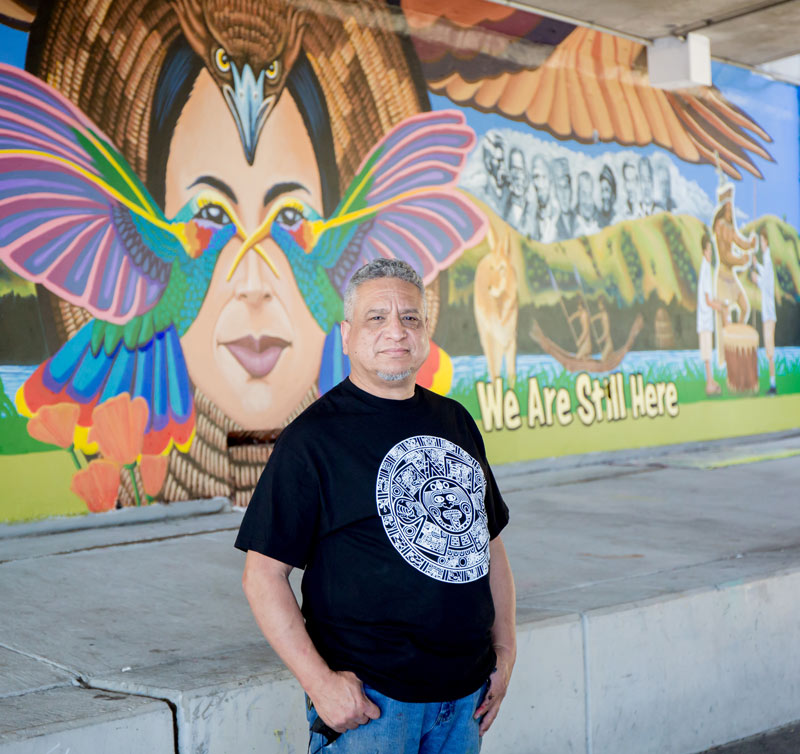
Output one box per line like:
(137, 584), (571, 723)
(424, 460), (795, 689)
(343, 259), (426, 321)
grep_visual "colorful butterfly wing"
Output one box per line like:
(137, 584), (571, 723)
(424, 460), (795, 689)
(0, 63), (176, 324)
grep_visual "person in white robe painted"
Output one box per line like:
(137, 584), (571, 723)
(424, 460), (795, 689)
(697, 232), (726, 395)
(750, 228), (778, 395)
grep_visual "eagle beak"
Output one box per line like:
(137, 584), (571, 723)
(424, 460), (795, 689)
(222, 63), (275, 165)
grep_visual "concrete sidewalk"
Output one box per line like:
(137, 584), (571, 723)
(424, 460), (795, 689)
(1, 430), (799, 754)
(701, 721), (800, 753)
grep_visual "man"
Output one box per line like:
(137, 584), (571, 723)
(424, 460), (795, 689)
(574, 171), (599, 236)
(621, 160), (639, 218)
(597, 165), (617, 228)
(503, 146), (535, 238)
(531, 154), (561, 243)
(482, 132), (508, 206)
(236, 258), (516, 753)
(751, 228), (778, 394)
(656, 162), (677, 212)
(637, 156), (663, 217)
(551, 157), (576, 239)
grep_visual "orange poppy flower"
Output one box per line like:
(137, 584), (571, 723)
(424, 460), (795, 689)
(139, 454), (169, 498)
(70, 459), (121, 513)
(26, 403), (80, 449)
(88, 394), (149, 466)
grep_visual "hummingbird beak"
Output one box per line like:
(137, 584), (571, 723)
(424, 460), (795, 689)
(227, 218), (280, 282)
(222, 63), (275, 165)
(226, 221), (280, 282)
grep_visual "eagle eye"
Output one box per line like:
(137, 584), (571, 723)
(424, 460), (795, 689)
(265, 59), (281, 81)
(215, 48), (231, 73)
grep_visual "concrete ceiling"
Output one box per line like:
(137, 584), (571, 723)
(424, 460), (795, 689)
(500, 0), (800, 77)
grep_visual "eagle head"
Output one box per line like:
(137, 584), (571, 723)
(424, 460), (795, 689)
(171, 0), (307, 164)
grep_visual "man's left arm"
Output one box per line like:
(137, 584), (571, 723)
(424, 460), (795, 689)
(735, 230), (756, 252)
(475, 535), (516, 736)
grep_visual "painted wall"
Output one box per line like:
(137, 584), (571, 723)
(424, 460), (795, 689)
(1, 0), (798, 522)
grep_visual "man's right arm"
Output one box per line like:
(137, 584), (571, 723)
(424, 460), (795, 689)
(242, 550), (380, 732)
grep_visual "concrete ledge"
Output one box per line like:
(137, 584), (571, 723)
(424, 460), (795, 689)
(484, 612), (586, 753)
(585, 568), (800, 754)
(0, 497), (231, 540)
(0, 686), (174, 754)
(483, 565), (800, 754)
(88, 645), (308, 754)
(75, 563), (800, 754)
(1, 438), (797, 753)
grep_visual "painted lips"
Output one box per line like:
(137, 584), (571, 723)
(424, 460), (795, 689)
(223, 335), (288, 378)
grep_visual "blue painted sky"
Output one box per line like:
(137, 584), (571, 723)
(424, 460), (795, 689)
(0, 25), (27, 67)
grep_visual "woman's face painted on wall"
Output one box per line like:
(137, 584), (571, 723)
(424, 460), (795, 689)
(166, 69), (326, 429)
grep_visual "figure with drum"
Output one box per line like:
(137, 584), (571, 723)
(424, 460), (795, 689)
(711, 184), (759, 391)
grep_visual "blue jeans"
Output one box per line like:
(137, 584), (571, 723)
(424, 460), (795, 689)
(307, 681), (487, 754)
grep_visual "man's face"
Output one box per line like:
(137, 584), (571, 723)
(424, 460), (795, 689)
(493, 144), (504, 173)
(554, 171), (571, 212)
(341, 277), (429, 398)
(484, 142), (504, 185)
(532, 158), (550, 206)
(600, 178), (613, 212)
(509, 150), (527, 197)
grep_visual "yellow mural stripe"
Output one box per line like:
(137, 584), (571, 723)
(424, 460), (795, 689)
(0, 452), (86, 523)
(83, 130), (158, 215)
(321, 186), (431, 233)
(702, 449), (800, 469)
(482, 395), (800, 467)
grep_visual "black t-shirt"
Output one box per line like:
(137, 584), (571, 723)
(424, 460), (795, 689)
(235, 378), (509, 702)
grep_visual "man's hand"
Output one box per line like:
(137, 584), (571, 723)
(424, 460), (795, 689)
(308, 670), (381, 733)
(475, 648), (513, 736)
(242, 552), (380, 735)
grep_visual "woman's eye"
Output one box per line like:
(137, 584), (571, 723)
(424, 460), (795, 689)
(275, 206), (303, 227)
(196, 203), (232, 226)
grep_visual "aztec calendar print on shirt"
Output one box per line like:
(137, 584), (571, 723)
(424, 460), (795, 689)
(376, 435), (490, 583)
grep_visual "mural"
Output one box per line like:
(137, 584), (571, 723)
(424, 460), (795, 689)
(1, 0), (798, 522)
